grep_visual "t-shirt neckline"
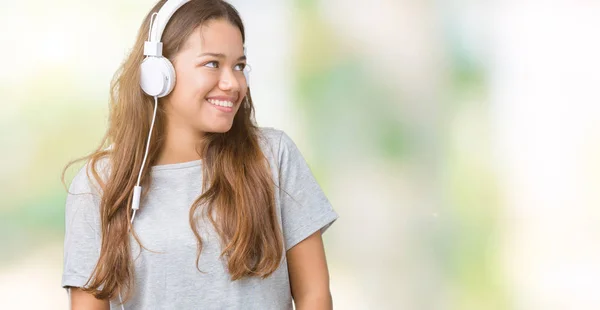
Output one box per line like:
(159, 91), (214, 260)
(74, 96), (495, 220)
(151, 159), (202, 172)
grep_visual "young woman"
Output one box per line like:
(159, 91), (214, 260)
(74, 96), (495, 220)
(61, 0), (338, 309)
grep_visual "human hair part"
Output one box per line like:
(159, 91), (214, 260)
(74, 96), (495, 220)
(61, 0), (283, 303)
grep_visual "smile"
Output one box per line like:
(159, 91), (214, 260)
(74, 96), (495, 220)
(206, 99), (234, 113)
(207, 99), (234, 108)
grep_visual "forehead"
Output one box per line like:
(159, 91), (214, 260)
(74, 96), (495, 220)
(182, 18), (244, 53)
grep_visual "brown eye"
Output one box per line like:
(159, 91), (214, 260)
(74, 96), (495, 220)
(234, 63), (246, 71)
(204, 61), (219, 68)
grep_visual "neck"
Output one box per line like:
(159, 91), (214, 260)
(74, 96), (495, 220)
(155, 120), (205, 166)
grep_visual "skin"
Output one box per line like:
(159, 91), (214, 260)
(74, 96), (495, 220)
(70, 18), (332, 310)
(69, 288), (109, 309)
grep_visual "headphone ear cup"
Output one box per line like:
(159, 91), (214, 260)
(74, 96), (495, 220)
(243, 69), (250, 87)
(243, 63), (251, 88)
(162, 59), (176, 96)
(140, 57), (176, 97)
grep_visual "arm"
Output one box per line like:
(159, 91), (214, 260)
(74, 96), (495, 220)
(69, 287), (110, 310)
(287, 230), (333, 310)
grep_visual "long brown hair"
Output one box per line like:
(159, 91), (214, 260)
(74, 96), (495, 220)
(62, 0), (283, 302)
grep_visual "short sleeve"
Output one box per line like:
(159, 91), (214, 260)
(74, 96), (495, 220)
(277, 131), (339, 251)
(61, 164), (102, 290)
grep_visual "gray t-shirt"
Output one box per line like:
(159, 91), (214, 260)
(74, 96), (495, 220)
(61, 127), (339, 309)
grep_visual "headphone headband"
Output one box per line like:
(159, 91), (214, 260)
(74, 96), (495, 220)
(144, 0), (191, 57)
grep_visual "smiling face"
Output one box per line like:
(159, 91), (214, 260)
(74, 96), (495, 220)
(165, 18), (248, 136)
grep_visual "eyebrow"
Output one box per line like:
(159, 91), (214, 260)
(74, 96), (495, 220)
(196, 52), (246, 61)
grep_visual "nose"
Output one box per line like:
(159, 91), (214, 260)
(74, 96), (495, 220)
(218, 68), (241, 92)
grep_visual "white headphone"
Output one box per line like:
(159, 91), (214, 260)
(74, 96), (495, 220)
(131, 0), (194, 227)
(139, 0), (190, 97)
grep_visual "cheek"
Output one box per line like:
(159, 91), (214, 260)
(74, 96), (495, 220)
(238, 78), (249, 101)
(173, 68), (218, 99)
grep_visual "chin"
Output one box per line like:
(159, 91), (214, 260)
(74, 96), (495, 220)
(207, 123), (234, 133)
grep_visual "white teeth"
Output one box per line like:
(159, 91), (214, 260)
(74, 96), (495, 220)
(207, 99), (234, 108)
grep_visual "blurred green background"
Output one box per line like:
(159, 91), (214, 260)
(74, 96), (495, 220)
(2, 0), (600, 309)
